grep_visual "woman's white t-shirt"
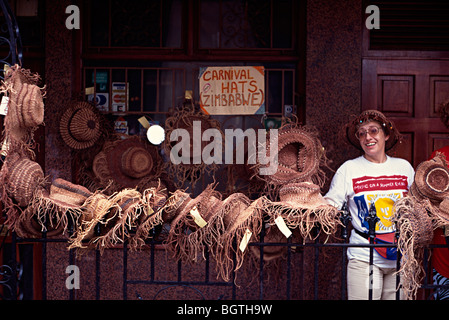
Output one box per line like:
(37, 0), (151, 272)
(325, 155), (415, 268)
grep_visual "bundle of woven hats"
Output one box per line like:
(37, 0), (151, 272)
(393, 152), (449, 299)
(0, 65), (46, 231)
(0, 65), (344, 285)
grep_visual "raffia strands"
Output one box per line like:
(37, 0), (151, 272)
(129, 183), (168, 251)
(263, 182), (341, 242)
(0, 64), (45, 157)
(214, 196), (264, 284)
(393, 196), (435, 300)
(67, 191), (117, 252)
(164, 184), (224, 263)
(89, 189), (144, 254)
(162, 103), (223, 189)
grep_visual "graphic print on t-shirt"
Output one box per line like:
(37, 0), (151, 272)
(352, 175), (408, 233)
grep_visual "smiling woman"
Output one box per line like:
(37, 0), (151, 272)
(324, 109), (415, 300)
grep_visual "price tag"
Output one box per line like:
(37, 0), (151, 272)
(239, 228), (253, 252)
(0, 96), (9, 115)
(274, 216), (292, 238)
(190, 206), (207, 228)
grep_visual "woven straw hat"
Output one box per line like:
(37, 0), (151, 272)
(345, 109), (401, 152)
(6, 153), (44, 207)
(92, 136), (163, 191)
(413, 153), (449, 203)
(257, 123), (328, 189)
(39, 178), (92, 209)
(68, 192), (115, 249)
(60, 101), (102, 150)
(214, 195), (264, 282)
(264, 182), (340, 239)
(169, 185), (222, 233)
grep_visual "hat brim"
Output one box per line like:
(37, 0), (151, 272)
(345, 110), (401, 152)
(59, 102), (102, 150)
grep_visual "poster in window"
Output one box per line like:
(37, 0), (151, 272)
(199, 66), (265, 115)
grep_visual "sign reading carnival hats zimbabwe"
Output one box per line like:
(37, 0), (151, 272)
(199, 66), (265, 115)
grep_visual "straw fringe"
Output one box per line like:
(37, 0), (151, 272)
(394, 196), (438, 300)
(214, 197), (264, 283)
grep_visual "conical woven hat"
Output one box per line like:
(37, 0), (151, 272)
(60, 101), (102, 149)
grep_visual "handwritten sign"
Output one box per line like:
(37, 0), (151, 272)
(199, 66), (265, 115)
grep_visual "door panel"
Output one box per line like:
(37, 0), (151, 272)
(362, 59), (449, 167)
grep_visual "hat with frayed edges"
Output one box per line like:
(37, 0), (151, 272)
(92, 189), (144, 253)
(413, 153), (449, 203)
(6, 153), (44, 207)
(255, 122), (329, 194)
(163, 104), (223, 188)
(161, 189), (191, 223)
(92, 136), (164, 192)
(60, 101), (102, 150)
(394, 196), (435, 300)
(130, 183), (168, 250)
(165, 184), (223, 262)
(215, 195), (264, 282)
(264, 182), (340, 239)
(31, 178), (92, 236)
(68, 192), (116, 250)
(15, 206), (65, 239)
(345, 109), (401, 152)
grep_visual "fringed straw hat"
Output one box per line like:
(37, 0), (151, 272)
(91, 189), (144, 253)
(163, 104), (223, 188)
(254, 121), (329, 200)
(345, 109), (401, 152)
(264, 182), (340, 240)
(165, 184), (223, 262)
(59, 101), (102, 150)
(214, 194), (263, 282)
(31, 178), (93, 236)
(394, 196), (435, 300)
(68, 192), (116, 250)
(6, 153), (44, 207)
(130, 183), (168, 250)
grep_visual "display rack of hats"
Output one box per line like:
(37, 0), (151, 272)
(0, 65), (344, 283)
(393, 153), (449, 299)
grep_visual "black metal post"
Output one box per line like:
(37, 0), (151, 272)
(366, 202), (379, 300)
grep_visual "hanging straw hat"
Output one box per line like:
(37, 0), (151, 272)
(6, 153), (44, 207)
(412, 152), (449, 204)
(394, 196), (435, 300)
(345, 109), (401, 152)
(263, 182), (340, 240)
(130, 183), (168, 250)
(255, 122), (329, 199)
(214, 194), (264, 282)
(163, 103), (223, 188)
(30, 178), (93, 236)
(60, 101), (102, 150)
(92, 136), (164, 192)
(68, 192), (116, 250)
(165, 184), (223, 262)
(91, 189), (144, 253)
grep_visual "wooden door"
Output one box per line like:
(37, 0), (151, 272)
(362, 58), (449, 168)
